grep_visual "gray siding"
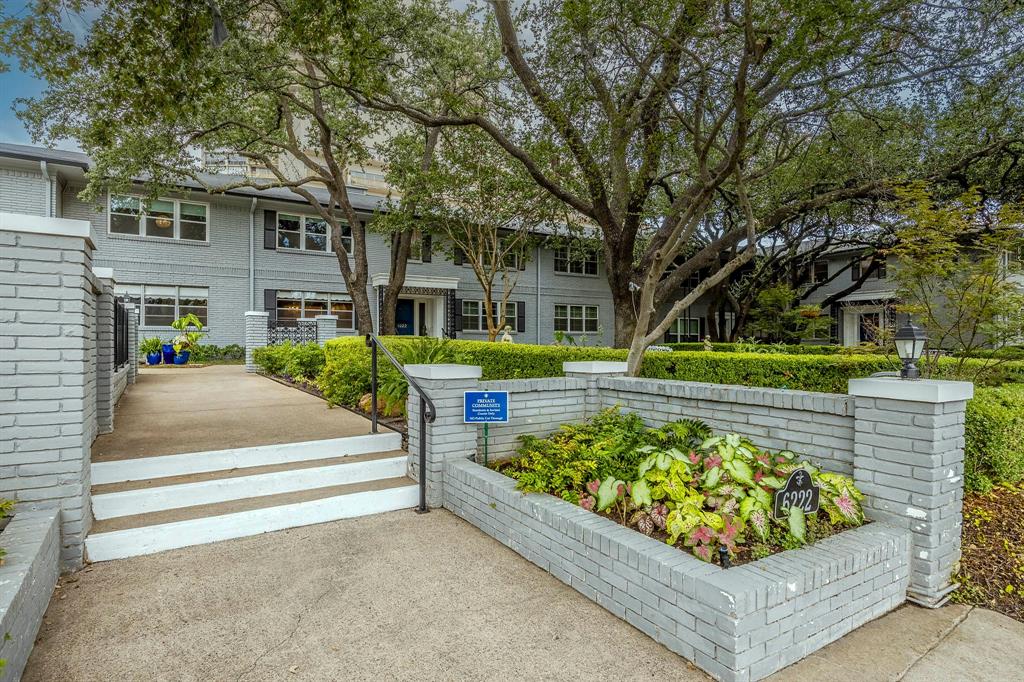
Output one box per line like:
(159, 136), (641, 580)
(0, 167), (50, 217)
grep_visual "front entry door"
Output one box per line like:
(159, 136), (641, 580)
(395, 299), (415, 335)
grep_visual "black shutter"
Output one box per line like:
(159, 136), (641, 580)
(264, 289), (277, 323)
(263, 210), (277, 249)
(453, 246), (463, 265)
(421, 234), (432, 262)
(353, 304), (359, 331)
(517, 249), (527, 270)
(516, 300), (526, 333)
(453, 298), (463, 331)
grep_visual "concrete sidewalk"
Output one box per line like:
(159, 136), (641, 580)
(93, 365), (383, 461)
(25, 510), (1023, 681)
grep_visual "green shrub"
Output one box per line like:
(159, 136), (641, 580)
(664, 342), (850, 355)
(190, 343), (245, 362)
(253, 342), (295, 376)
(965, 384), (1024, 492)
(285, 342), (326, 380)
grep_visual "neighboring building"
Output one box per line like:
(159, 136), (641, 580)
(0, 143), (616, 347)
(800, 246), (902, 346)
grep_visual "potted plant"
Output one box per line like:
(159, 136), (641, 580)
(161, 340), (175, 365)
(170, 313), (205, 365)
(139, 337), (163, 365)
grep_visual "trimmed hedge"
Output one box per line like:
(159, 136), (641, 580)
(664, 342), (852, 355)
(253, 341), (324, 380)
(189, 343), (245, 362)
(965, 384), (1024, 492)
(314, 337), (1024, 492)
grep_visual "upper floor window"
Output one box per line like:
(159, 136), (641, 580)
(277, 213), (352, 253)
(813, 260), (829, 283)
(115, 284), (209, 327)
(554, 246), (598, 276)
(852, 256), (886, 280)
(109, 194), (208, 242)
(554, 303), (598, 333)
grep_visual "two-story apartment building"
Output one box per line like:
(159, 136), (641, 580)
(0, 143), (616, 347)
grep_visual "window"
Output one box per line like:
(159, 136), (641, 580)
(276, 291), (354, 330)
(813, 260), (829, 283)
(108, 194), (208, 241)
(664, 316), (703, 343)
(115, 284), (209, 327)
(554, 304), (598, 334)
(461, 300), (518, 332)
(408, 230), (425, 263)
(554, 246), (598, 276)
(851, 256), (886, 280)
(277, 213), (350, 253)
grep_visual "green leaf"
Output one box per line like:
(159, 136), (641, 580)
(788, 506), (806, 544)
(739, 496), (757, 520)
(700, 436), (722, 450)
(596, 476), (623, 511)
(728, 459), (754, 486)
(703, 466), (722, 488)
(631, 479), (653, 507)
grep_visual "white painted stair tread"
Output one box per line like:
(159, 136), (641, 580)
(91, 432), (402, 485)
(85, 477), (418, 562)
(91, 452), (409, 520)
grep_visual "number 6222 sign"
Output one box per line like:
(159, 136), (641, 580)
(772, 468), (820, 520)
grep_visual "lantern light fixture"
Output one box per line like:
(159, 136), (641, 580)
(893, 320), (928, 380)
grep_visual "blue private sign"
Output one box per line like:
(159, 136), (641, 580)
(463, 391), (509, 423)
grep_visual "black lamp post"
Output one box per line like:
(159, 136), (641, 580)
(893, 321), (928, 380)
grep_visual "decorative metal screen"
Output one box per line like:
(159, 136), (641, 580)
(114, 297), (129, 368)
(268, 319), (317, 344)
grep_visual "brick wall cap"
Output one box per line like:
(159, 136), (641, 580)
(0, 211), (94, 247)
(563, 360), (628, 374)
(244, 311), (270, 317)
(406, 363), (482, 380)
(314, 315), (338, 320)
(92, 266), (115, 281)
(848, 377), (973, 403)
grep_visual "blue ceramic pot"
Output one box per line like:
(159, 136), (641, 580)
(162, 344), (175, 365)
(146, 352), (162, 365)
(173, 350), (190, 365)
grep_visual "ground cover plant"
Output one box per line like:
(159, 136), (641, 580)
(496, 410), (866, 565)
(953, 482), (1024, 622)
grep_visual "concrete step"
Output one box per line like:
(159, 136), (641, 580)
(90, 451), (409, 520)
(91, 432), (402, 485)
(85, 476), (418, 562)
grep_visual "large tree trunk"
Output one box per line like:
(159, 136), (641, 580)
(379, 231), (414, 335)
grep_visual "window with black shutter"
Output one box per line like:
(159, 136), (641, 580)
(263, 210), (277, 249)
(516, 300), (526, 333)
(264, 289), (277, 323)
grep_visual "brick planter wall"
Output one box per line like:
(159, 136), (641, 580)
(475, 377), (589, 461)
(445, 459), (911, 682)
(0, 510), (60, 681)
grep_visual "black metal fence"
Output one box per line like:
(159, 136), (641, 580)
(268, 319), (317, 344)
(114, 297), (129, 368)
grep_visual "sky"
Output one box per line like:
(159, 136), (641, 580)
(0, 0), (90, 150)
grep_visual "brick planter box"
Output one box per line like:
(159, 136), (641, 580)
(444, 459), (911, 682)
(0, 510), (60, 681)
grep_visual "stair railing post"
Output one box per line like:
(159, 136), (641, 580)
(417, 404), (428, 513)
(367, 334), (378, 434)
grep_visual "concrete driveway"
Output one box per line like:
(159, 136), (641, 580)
(93, 365), (382, 461)
(26, 510), (1024, 681)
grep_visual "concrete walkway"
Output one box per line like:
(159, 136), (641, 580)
(93, 365), (383, 461)
(25, 511), (1024, 681)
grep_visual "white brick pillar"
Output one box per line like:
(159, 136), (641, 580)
(315, 315), (339, 345)
(405, 364), (482, 508)
(126, 302), (139, 384)
(849, 377), (973, 608)
(563, 361), (627, 417)
(93, 268), (116, 435)
(0, 212), (96, 569)
(244, 311), (269, 373)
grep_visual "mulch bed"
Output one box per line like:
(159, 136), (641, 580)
(260, 372), (408, 437)
(953, 483), (1024, 622)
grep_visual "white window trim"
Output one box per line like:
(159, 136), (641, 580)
(107, 191), (210, 244)
(553, 303), (599, 334)
(461, 299), (519, 333)
(665, 315), (702, 343)
(276, 213), (350, 254)
(553, 246), (599, 277)
(118, 283), (210, 328)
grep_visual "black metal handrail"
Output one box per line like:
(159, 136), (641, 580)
(365, 333), (436, 513)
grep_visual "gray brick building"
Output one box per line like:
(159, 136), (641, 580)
(1, 143), (618, 347)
